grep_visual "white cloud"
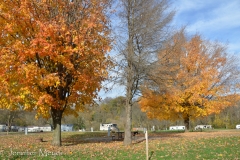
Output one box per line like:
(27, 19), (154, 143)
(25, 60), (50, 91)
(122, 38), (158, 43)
(173, 0), (213, 14)
(187, 1), (240, 32)
(173, 0), (240, 53)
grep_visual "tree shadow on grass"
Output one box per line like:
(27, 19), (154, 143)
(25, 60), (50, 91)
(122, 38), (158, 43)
(61, 137), (118, 146)
(61, 132), (124, 146)
(61, 132), (183, 146)
(132, 133), (182, 144)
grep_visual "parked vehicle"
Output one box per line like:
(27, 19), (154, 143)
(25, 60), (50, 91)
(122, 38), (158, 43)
(10, 126), (19, 132)
(18, 127), (25, 132)
(27, 126), (40, 132)
(100, 123), (119, 132)
(39, 125), (52, 132)
(169, 126), (185, 130)
(236, 125), (240, 129)
(61, 124), (73, 131)
(0, 124), (6, 132)
(1, 125), (52, 132)
(195, 125), (212, 130)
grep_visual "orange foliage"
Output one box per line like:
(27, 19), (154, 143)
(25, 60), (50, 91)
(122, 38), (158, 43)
(139, 32), (240, 124)
(0, 0), (112, 118)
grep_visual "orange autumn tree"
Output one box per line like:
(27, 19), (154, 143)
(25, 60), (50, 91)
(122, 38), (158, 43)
(139, 32), (240, 129)
(0, 0), (112, 146)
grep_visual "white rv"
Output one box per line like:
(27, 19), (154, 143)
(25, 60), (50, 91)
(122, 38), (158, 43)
(0, 124), (6, 132)
(100, 123), (119, 131)
(61, 124), (73, 131)
(27, 126), (40, 132)
(195, 125), (212, 130)
(10, 126), (19, 132)
(39, 126), (52, 132)
(236, 124), (240, 129)
(169, 126), (185, 130)
(18, 127), (25, 132)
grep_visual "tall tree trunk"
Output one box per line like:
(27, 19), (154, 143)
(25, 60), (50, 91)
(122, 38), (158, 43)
(120, 0), (174, 145)
(124, 98), (132, 145)
(6, 111), (16, 134)
(123, 0), (135, 146)
(124, 41), (134, 145)
(184, 116), (190, 130)
(51, 108), (63, 146)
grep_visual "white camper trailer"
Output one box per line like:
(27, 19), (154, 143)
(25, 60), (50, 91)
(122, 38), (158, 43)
(10, 126), (19, 132)
(236, 125), (240, 129)
(27, 126), (40, 132)
(169, 126), (185, 130)
(0, 124), (6, 132)
(100, 123), (119, 132)
(18, 127), (25, 132)
(195, 125), (212, 130)
(39, 125), (52, 132)
(61, 124), (73, 131)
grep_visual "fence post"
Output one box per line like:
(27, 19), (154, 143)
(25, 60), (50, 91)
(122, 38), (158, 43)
(145, 130), (148, 160)
(108, 126), (110, 137)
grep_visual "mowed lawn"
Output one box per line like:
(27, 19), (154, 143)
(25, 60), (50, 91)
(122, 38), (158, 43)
(0, 130), (240, 160)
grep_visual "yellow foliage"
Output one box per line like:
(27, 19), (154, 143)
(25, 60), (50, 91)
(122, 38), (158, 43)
(139, 32), (240, 122)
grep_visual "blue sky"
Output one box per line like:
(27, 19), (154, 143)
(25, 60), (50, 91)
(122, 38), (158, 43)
(99, 0), (240, 99)
(172, 0), (240, 54)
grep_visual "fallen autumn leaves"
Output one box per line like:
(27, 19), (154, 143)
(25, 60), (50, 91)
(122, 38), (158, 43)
(0, 130), (240, 159)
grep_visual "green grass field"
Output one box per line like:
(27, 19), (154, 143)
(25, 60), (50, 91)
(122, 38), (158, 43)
(0, 130), (240, 160)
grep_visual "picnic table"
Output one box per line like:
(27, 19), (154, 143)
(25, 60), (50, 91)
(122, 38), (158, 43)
(131, 131), (138, 136)
(116, 131), (124, 140)
(112, 131), (139, 140)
